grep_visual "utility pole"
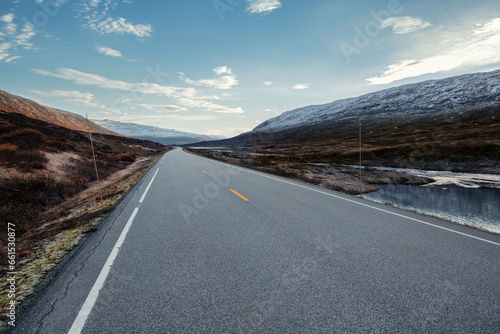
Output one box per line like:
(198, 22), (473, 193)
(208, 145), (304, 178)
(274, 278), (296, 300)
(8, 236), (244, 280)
(359, 118), (362, 196)
(86, 115), (103, 202)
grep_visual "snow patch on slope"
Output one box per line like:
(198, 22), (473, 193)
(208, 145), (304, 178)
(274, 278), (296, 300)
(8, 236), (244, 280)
(254, 70), (500, 133)
(93, 119), (224, 142)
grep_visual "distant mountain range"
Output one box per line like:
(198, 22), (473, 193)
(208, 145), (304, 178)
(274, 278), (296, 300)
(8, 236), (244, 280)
(93, 119), (225, 145)
(0, 90), (119, 136)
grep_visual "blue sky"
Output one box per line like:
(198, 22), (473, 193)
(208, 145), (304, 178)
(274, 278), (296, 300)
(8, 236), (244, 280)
(1, 0), (499, 137)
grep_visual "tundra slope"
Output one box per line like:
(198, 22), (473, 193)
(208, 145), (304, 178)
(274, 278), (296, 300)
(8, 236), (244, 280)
(0, 90), (119, 136)
(191, 70), (500, 174)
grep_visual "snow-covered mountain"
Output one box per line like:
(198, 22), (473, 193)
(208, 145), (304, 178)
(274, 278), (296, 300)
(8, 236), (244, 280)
(254, 70), (500, 133)
(93, 119), (224, 145)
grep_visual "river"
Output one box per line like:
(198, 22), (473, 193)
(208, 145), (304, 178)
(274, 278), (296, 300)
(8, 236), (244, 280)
(362, 168), (500, 234)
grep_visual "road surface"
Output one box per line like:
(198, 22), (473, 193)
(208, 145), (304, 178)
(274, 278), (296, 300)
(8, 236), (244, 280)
(11, 148), (500, 333)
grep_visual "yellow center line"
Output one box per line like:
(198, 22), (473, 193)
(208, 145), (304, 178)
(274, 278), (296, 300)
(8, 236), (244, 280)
(229, 189), (250, 202)
(201, 170), (208, 174)
(191, 163), (195, 166)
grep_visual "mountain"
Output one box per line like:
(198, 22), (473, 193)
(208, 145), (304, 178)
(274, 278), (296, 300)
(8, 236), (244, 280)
(0, 90), (119, 136)
(92, 119), (225, 145)
(189, 70), (500, 173)
(254, 70), (500, 133)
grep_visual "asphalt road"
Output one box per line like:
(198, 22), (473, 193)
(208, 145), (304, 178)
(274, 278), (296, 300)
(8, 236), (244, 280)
(12, 147), (500, 333)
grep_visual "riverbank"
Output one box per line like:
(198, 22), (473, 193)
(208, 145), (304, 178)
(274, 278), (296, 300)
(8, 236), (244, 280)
(185, 148), (435, 194)
(186, 148), (499, 234)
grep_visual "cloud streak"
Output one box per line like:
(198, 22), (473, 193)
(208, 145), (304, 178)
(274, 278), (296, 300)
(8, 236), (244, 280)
(32, 67), (245, 114)
(30, 89), (119, 113)
(89, 17), (152, 37)
(79, 0), (152, 37)
(367, 18), (500, 85)
(0, 13), (36, 63)
(96, 46), (123, 58)
(33, 67), (196, 98)
(137, 103), (187, 112)
(246, 0), (281, 14)
(179, 66), (239, 90)
(381, 16), (431, 34)
(108, 114), (217, 122)
(292, 83), (309, 90)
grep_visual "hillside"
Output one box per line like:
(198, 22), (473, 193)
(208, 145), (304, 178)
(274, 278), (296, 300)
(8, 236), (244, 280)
(0, 110), (169, 322)
(0, 90), (120, 136)
(93, 119), (225, 145)
(254, 70), (500, 133)
(190, 70), (500, 174)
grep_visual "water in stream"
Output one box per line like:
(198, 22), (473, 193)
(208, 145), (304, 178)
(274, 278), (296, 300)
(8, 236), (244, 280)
(362, 183), (500, 234)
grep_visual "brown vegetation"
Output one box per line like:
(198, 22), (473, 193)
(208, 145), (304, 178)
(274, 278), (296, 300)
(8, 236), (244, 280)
(194, 107), (500, 175)
(0, 112), (166, 238)
(185, 149), (434, 195)
(0, 111), (170, 324)
(0, 90), (120, 135)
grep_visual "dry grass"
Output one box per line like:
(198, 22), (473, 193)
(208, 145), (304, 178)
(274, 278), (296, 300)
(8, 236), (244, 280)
(195, 108), (500, 175)
(0, 111), (171, 327)
(185, 149), (434, 195)
(0, 153), (164, 328)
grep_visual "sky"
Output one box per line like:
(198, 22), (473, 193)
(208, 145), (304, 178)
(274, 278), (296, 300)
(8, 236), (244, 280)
(1, 0), (499, 137)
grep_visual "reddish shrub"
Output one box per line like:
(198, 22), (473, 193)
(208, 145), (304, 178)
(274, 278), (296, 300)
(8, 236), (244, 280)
(47, 140), (77, 152)
(119, 153), (135, 162)
(0, 144), (47, 170)
(0, 176), (69, 234)
(0, 128), (46, 149)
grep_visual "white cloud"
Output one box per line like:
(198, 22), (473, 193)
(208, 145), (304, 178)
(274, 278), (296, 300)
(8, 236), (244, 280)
(0, 14), (14, 23)
(110, 114), (217, 123)
(96, 46), (123, 58)
(138, 103), (187, 112)
(204, 126), (254, 137)
(246, 0), (281, 14)
(33, 67), (245, 114)
(474, 17), (500, 35)
(16, 23), (36, 48)
(31, 90), (93, 100)
(79, 0), (152, 37)
(180, 66), (239, 90)
(263, 81), (273, 86)
(0, 13), (37, 63)
(33, 67), (196, 99)
(381, 16), (431, 34)
(366, 57), (463, 85)
(89, 17), (152, 37)
(176, 97), (244, 114)
(30, 89), (118, 113)
(367, 17), (500, 85)
(88, 0), (101, 7)
(213, 65), (231, 75)
(1, 13), (16, 35)
(292, 83), (309, 90)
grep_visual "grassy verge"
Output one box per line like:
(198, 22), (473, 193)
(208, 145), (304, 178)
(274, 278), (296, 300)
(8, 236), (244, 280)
(0, 152), (166, 330)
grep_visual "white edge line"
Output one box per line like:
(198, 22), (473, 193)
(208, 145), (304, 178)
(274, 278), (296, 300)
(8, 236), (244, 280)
(202, 155), (500, 247)
(139, 168), (159, 203)
(68, 207), (140, 334)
